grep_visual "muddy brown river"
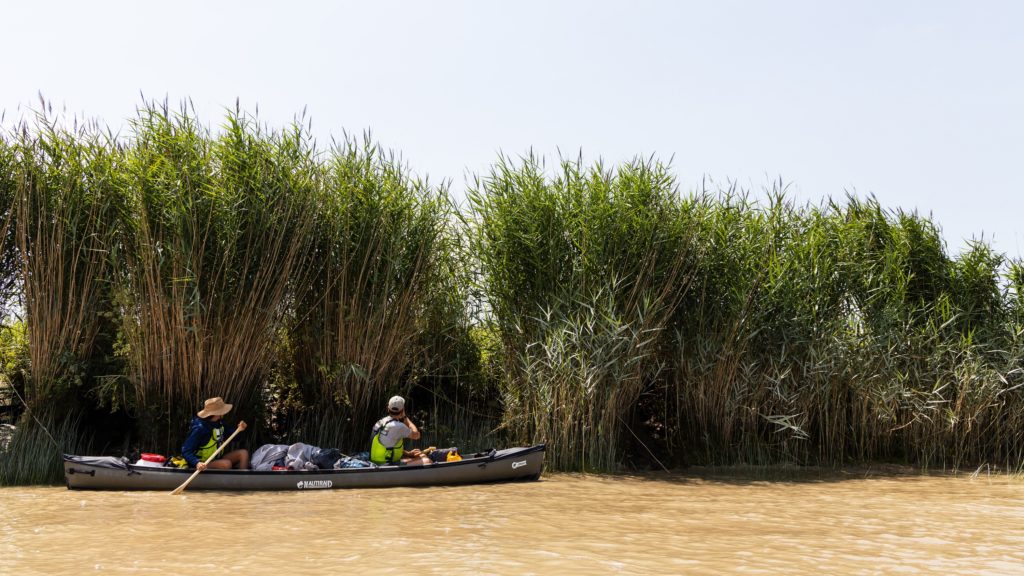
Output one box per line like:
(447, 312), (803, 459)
(2, 472), (1023, 574)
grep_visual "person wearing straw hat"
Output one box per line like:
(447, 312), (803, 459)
(369, 395), (431, 466)
(182, 397), (249, 470)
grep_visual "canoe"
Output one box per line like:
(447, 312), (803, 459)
(63, 445), (545, 491)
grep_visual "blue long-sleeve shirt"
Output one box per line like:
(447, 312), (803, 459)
(181, 416), (236, 467)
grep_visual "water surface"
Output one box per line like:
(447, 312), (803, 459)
(2, 472), (1023, 574)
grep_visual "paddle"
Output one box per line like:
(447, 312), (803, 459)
(170, 423), (246, 495)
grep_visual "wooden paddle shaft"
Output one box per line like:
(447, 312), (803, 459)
(170, 424), (245, 495)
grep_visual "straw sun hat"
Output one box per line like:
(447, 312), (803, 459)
(197, 397), (233, 418)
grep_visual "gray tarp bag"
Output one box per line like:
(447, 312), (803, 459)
(286, 443), (344, 469)
(64, 455), (130, 470)
(250, 444), (289, 471)
(285, 442), (319, 470)
(253, 443), (353, 470)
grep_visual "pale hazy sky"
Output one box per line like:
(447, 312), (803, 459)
(4, 1), (1022, 258)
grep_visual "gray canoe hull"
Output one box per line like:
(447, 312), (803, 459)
(64, 445), (545, 491)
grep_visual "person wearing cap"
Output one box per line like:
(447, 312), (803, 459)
(182, 397), (249, 470)
(369, 395), (431, 466)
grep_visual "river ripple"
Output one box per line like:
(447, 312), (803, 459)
(2, 472), (1023, 575)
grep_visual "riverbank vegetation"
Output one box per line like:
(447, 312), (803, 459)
(1, 103), (1022, 483)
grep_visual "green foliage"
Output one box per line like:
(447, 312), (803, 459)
(0, 134), (18, 315)
(0, 320), (28, 382)
(1010, 261), (1024, 326)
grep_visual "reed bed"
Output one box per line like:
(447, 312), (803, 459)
(665, 193), (1024, 469)
(470, 165), (1023, 471)
(0, 103), (1022, 480)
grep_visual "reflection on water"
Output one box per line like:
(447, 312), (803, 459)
(2, 472), (1023, 574)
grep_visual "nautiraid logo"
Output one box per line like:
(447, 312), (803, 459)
(296, 480), (333, 489)
(511, 460), (527, 469)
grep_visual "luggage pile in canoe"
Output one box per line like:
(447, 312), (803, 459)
(64, 444), (545, 491)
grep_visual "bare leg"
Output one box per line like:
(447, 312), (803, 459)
(224, 448), (250, 469)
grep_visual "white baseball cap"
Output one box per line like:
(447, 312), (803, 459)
(388, 395), (405, 413)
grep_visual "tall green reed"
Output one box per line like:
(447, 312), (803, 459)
(11, 113), (122, 415)
(117, 104), (319, 447)
(468, 154), (695, 471)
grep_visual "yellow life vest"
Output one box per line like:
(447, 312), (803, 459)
(370, 418), (404, 464)
(195, 424), (225, 462)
